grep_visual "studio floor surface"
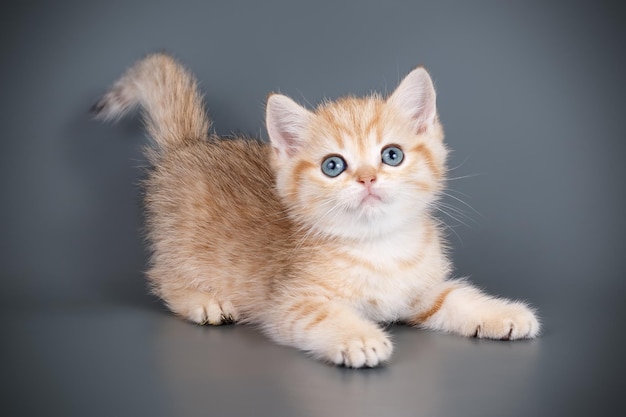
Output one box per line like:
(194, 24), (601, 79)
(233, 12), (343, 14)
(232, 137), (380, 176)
(4, 284), (621, 417)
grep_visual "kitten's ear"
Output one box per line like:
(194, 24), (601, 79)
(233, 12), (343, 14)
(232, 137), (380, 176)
(266, 94), (312, 157)
(388, 67), (437, 134)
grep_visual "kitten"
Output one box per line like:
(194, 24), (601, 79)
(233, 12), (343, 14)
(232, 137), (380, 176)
(93, 53), (540, 368)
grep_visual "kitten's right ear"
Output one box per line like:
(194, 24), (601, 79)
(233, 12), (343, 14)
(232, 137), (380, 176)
(266, 94), (311, 158)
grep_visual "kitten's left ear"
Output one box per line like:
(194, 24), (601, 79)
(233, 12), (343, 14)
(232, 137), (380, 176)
(266, 93), (312, 158)
(388, 67), (437, 134)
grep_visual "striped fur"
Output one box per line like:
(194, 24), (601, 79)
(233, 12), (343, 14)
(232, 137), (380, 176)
(93, 53), (540, 368)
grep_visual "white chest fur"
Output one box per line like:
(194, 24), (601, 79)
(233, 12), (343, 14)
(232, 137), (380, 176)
(326, 222), (443, 322)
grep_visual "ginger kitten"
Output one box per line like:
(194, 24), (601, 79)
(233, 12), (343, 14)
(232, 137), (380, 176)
(93, 53), (539, 367)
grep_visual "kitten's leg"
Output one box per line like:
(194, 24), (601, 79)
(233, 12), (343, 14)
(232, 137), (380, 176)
(264, 297), (393, 368)
(161, 288), (239, 325)
(408, 281), (540, 340)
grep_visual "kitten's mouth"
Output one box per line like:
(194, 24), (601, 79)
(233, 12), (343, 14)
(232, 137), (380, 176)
(360, 192), (383, 206)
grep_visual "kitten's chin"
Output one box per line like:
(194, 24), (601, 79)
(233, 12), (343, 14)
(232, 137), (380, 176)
(360, 194), (383, 206)
(353, 188), (387, 211)
(333, 212), (410, 241)
(356, 199), (387, 220)
(334, 202), (407, 240)
(347, 193), (386, 220)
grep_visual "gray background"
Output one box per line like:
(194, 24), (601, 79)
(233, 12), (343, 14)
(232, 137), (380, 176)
(2, 1), (625, 416)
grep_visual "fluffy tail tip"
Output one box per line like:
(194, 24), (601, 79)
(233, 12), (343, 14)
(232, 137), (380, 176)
(90, 82), (139, 122)
(90, 97), (108, 118)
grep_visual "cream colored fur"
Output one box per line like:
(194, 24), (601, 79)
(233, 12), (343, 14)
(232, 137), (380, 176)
(93, 53), (540, 368)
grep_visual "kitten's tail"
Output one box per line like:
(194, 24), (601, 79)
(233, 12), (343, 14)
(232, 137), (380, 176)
(91, 53), (211, 152)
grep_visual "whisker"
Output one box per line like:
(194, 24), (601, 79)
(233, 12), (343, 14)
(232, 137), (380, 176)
(430, 213), (464, 248)
(440, 191), (483, 217)
(443, 188), (474, 200)
(447, 152), (473, 172)
(436, 202), (479, 226)
(434, 206), (472, 229)
(446, 173), (486, 181)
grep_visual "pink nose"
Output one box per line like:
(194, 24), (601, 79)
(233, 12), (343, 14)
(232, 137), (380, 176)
(358, 174), (376, 187)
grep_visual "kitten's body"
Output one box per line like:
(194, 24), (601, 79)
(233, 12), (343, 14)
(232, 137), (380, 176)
(94, 54), (539, 367)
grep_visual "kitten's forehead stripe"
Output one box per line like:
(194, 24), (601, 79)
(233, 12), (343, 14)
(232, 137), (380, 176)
(316, 97), (386, 155)
(365, 108), (384, 145)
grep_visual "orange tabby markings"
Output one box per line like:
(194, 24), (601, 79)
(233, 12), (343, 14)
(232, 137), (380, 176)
(289, 159), (315, 201)
(94, 53), (541, 368)
(411, 143), (441, 179)
(365, 110), (383, 143)
(335, 251), (380, 272)
(367, 298), (379, 307)
(411, 287), (454, 325)
(410, 179), (434, 192)
(304, 309), (330, 331)
(396, 255), (423, 271)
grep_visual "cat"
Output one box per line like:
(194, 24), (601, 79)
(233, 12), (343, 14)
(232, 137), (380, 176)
(92, 53), (540, 368)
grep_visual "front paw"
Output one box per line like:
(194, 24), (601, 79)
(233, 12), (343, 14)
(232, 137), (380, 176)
(326, 329), (393, 368)
(472, 301), (540, 340)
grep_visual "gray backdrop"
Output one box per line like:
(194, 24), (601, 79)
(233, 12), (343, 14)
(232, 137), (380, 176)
(2, 1), (625, 416)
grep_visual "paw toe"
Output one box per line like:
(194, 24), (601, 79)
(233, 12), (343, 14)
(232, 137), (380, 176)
(167, 292), (238, 326)
(477, 304), (540, 340)
(334, 335), (393, 368)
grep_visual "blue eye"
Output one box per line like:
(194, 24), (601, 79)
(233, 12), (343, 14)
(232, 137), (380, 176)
(321, 155), (347, 177)
(381, 145), (404, 166)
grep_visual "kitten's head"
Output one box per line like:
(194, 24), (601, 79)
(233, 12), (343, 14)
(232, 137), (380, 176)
(266, 67), (447, 240)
